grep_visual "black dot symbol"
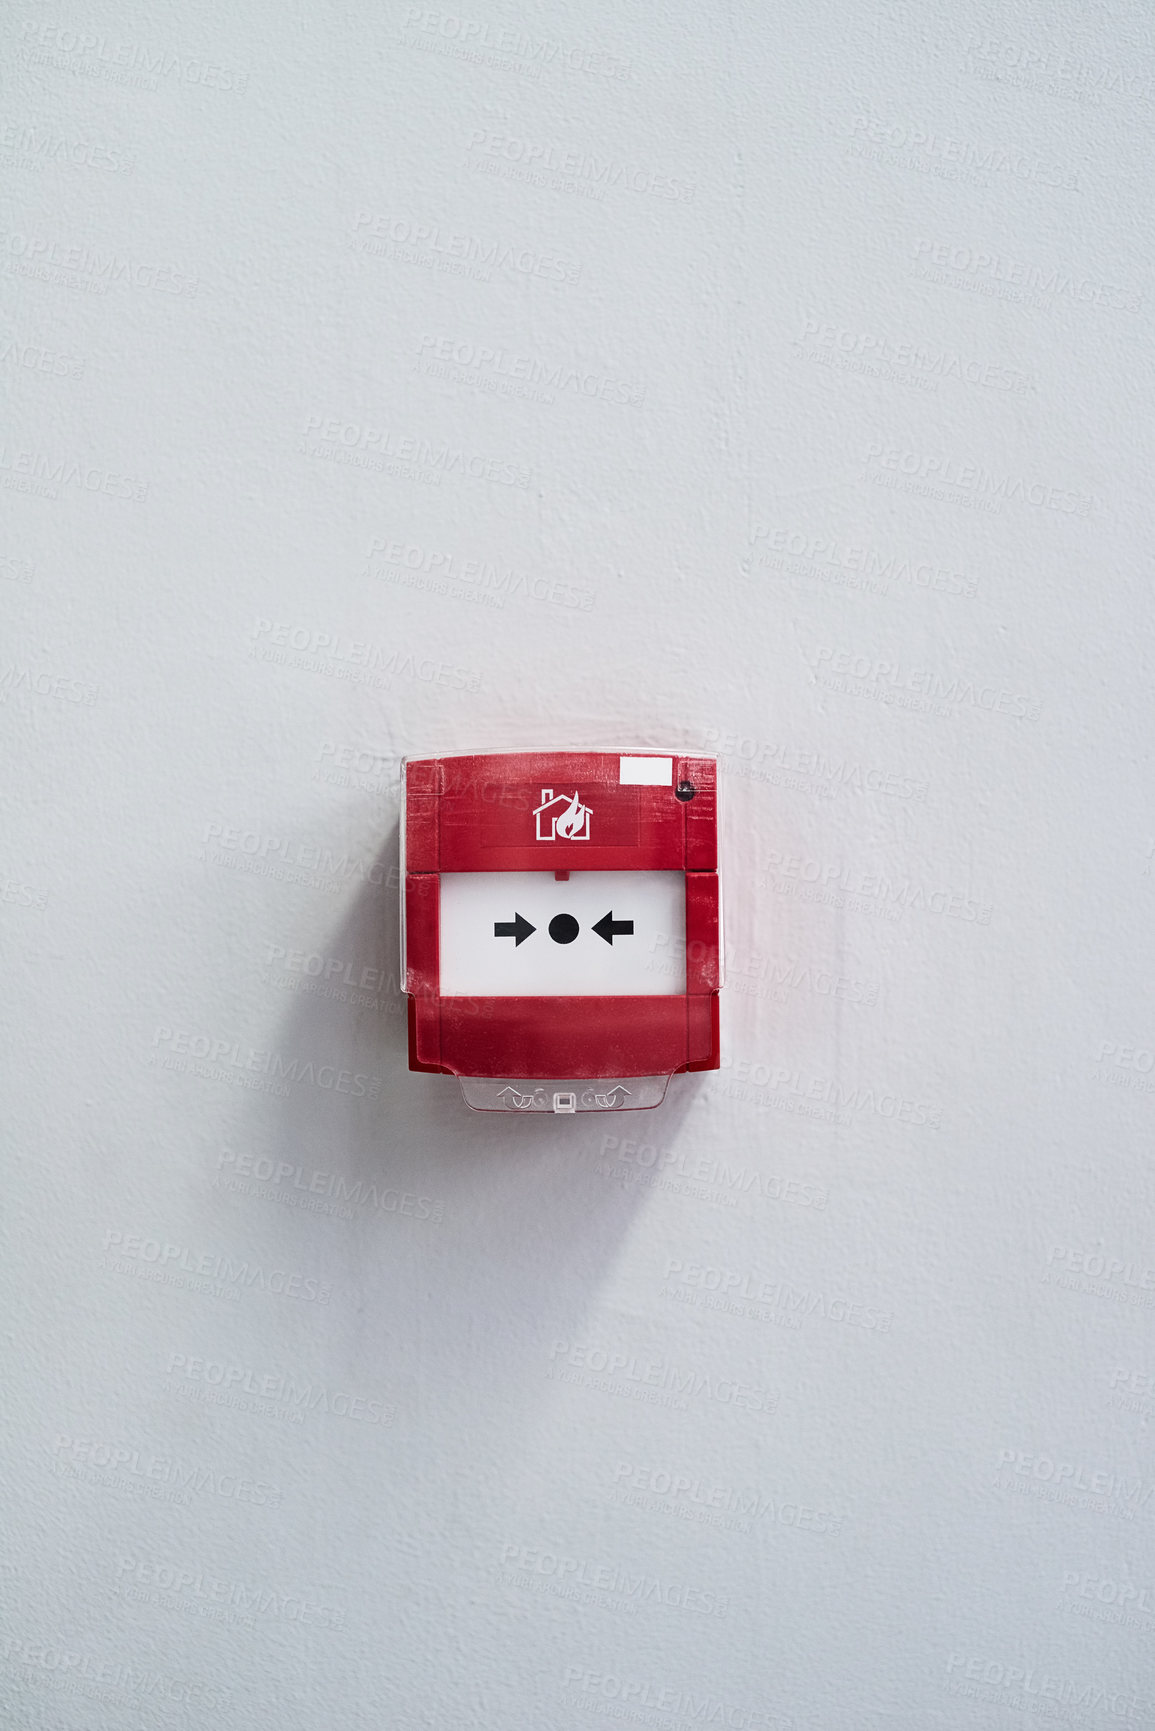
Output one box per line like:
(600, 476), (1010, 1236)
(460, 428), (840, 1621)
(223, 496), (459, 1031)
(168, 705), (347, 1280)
(549, 914), (579, 944)
(675, 780), (696, 801)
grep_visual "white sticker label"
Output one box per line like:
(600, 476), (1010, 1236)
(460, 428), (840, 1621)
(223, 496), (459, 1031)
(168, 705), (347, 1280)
(438, 871), (686, 996)
(619, 756), (672, 785)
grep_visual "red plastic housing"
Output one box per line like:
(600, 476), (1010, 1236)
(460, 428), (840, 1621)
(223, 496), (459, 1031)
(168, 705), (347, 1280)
(402, 751), (721, 1082)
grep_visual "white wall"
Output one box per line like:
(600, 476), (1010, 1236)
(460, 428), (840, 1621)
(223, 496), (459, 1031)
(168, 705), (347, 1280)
(4, 2), (1155, 1725)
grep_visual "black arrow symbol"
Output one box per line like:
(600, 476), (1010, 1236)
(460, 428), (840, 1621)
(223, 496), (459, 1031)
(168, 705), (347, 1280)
(494, 913), (536, 946)
(593, 911), (634, 945)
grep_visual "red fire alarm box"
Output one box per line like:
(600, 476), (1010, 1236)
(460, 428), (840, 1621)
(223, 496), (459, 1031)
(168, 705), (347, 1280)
(401, 750), (721, 1112)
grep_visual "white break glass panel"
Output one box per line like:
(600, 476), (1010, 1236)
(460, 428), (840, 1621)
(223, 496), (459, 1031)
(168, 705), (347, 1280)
(438, 871), (686, 995)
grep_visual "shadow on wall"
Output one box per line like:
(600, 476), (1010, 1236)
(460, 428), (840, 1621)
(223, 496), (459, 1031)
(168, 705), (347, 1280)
(224, 820), (704, 1420)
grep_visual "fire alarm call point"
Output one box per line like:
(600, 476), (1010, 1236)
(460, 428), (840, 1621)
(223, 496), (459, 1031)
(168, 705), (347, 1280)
(401, 750), (722, 1113)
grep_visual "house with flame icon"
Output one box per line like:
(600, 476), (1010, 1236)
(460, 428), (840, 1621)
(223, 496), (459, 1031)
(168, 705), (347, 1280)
(534, 788), (592, 842)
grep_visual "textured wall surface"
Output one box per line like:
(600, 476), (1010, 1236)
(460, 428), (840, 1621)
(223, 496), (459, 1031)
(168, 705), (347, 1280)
(3, 2), (1155, 1726)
